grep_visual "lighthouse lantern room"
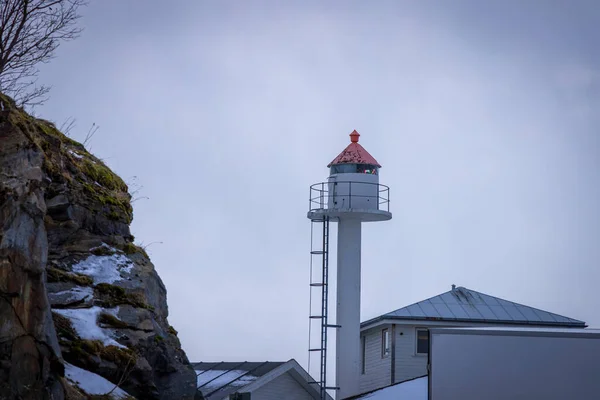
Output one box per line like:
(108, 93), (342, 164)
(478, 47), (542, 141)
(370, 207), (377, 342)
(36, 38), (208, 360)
(307, 130), (392, 400)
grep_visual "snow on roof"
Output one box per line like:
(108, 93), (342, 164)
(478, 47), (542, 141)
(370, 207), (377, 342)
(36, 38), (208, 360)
(71, 251), (134, 285)
(351, 376), (428, 399)
(362, 285), (586, 328)
(197, 369), (258, 391)
(54, 306), (125, 348)
(65, 362), (132, 399)
(327, 130), (382, 168)
(193, 361), (285, 399)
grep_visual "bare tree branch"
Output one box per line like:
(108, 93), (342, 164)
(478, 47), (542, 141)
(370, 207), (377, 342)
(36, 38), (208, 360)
(0, 0), (87, 108)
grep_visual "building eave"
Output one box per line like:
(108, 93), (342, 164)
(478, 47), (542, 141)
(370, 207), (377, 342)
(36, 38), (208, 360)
(360, 315), (587, 331)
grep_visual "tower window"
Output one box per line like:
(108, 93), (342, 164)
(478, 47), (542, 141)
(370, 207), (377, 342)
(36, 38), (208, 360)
(330, 164), (358, 174)
(330, 164), (379, 175)
(382, 328), (390, 358)
(357, 164), (378, 175)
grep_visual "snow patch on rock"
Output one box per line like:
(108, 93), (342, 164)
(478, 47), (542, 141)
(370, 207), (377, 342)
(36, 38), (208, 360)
(54, 306), (125, 348)
(71, 252), (133, 284)
(65, 362), (132, 399)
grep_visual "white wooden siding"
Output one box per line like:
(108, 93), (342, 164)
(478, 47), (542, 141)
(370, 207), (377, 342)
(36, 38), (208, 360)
(393, 325), (428, 383)
(358, 324), (392, 393)
(251, 371), (314, 400)
(361, 319), (566, 387)
(393, 322), (481, 383)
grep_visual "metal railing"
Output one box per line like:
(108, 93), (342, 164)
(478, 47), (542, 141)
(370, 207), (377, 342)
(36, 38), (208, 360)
(309, 181), (390, 213)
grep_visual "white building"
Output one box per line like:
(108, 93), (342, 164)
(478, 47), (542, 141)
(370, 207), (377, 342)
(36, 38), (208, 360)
(357, 284), (587, 394)
(193, 359), (333, 400)
(350, 326), (600, 400)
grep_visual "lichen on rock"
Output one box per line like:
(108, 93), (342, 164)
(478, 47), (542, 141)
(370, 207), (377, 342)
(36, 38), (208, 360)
(0, 93), (199, 399)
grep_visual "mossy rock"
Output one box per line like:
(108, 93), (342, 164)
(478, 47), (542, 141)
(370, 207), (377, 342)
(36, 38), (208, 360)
(167, 325), (178, 336)
(36, 119), (82, 148)
(81, 180), (133, 224)
(79, 158), (127, 192)
(1, 92), (134, 224)
(47, 267), (93, 286)
(53, 312), (79, 341)
(95, 283), (153, 310)
(66, 339), (137, 368)
(97, 312), (130, 330)
(91, 246), (116, 256)
(100, 344), (137, 366)
(121, 242), (149, 259)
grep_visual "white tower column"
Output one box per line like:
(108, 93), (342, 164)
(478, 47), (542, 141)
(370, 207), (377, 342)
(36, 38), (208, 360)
(336, 217), (362, 400)
(308, 130), (391, 399)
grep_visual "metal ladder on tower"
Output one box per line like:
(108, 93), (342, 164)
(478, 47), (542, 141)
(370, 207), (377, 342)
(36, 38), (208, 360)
(308, 215), (339, 399)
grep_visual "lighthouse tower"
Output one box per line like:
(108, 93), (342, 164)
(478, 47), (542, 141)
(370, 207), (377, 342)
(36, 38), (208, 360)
(307, 130), (391, 399)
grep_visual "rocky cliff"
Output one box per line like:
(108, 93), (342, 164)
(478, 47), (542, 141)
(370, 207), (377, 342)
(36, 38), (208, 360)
(0, 93), (199, 400)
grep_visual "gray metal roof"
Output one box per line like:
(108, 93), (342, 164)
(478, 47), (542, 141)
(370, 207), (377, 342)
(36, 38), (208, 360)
(192, 361), (285, 399)
(362, 286), (586, 328)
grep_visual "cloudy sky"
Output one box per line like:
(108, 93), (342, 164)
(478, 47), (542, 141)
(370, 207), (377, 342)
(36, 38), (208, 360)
(35, 0), (599, 377)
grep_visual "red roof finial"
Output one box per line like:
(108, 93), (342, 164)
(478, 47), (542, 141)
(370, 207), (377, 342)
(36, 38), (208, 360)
(327, 129), (381, 167)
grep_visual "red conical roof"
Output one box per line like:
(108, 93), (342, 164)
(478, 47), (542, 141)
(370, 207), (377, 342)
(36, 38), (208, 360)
(327, 130), (382, 168)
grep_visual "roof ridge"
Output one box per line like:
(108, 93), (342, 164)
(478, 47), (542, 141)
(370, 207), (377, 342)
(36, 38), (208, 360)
(362, 285), (586, 328)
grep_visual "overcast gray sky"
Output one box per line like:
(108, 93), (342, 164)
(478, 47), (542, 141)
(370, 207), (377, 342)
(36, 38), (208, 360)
(36, 0), (599, 373)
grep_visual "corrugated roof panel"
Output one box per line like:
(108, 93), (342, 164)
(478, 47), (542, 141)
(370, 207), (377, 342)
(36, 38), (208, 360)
(429, 293), (449, 304)
(440, 291), (461, 305)
(432, 302), (454, 318)
(461, 304), (485, 320)
(517, 306), (543, 322)
(446, 304), (470, 319)
(552, 314), (577, 324)
(405, 303), (427, 318)
(418, 300), (441, 318)
(389, 307), (413, 317)
(531, 309), (559, 323)
(479, 294), (502, 306)
(488, 305), (514, 321)
(498, 304), (527, 321)
(473, 305), (498, 320)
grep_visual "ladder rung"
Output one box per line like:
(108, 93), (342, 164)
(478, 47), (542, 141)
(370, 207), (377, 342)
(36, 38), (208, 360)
(308, 348), (323, 352)
(309, 315), (323, 319)
(325, 387), (340, 390)
(325, 324), (341, 328)
(310, 283), (325, 287)
(310, 250), (325, 255)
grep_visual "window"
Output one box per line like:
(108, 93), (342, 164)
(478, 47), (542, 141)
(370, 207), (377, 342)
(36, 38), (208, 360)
(416, 328), (429, 355)
(330, 163), (379, 175)
(361, 336), (366, 374)
(330, 164), (358, 174)
(381, 328), (390, 358)
(356, 164), (378, 175)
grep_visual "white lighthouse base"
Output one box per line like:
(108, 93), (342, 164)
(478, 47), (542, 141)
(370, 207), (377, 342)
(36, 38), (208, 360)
(336, 218), (362, 399)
